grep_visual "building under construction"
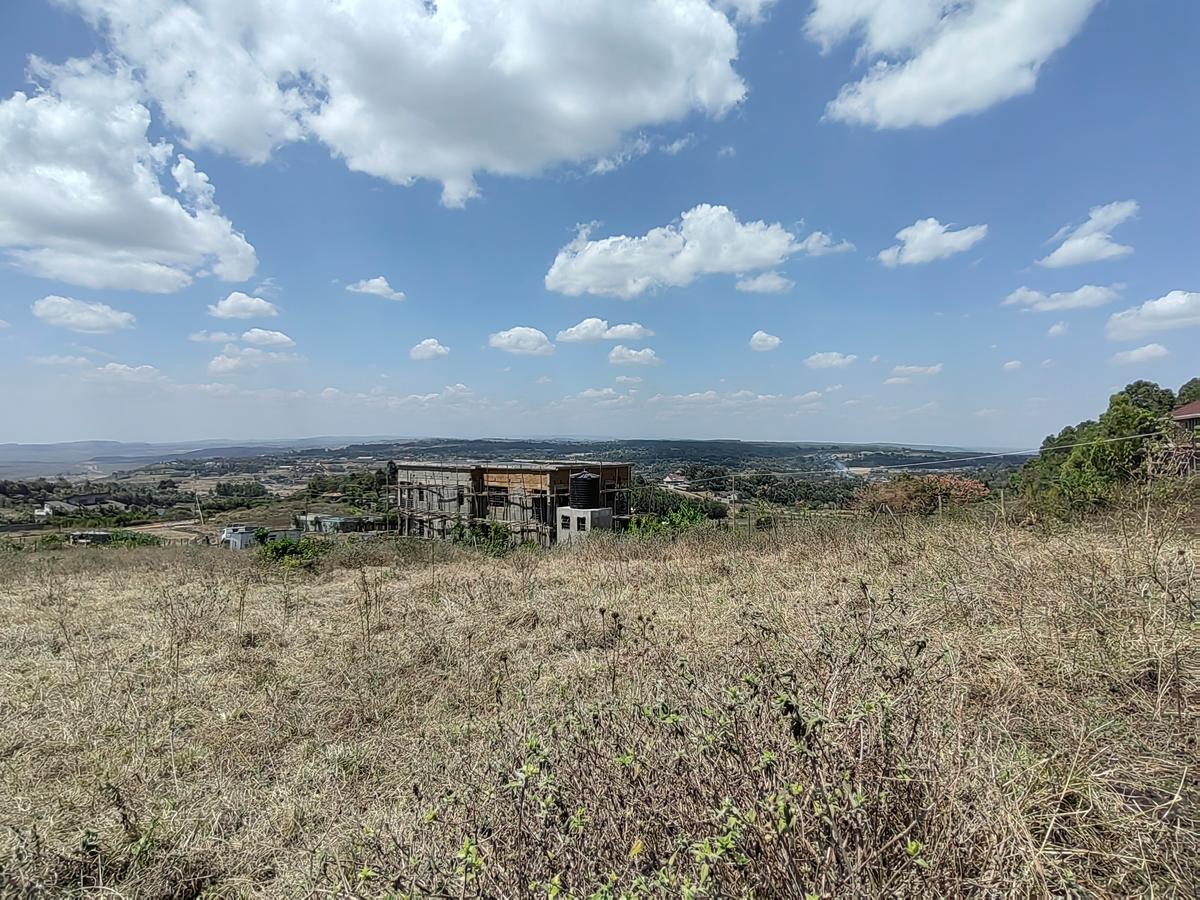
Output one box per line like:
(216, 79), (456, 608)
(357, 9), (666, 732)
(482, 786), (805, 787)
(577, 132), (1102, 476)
(392, 461), (633, 546)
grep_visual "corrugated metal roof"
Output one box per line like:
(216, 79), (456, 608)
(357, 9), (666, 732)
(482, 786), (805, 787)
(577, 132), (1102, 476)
(1171, 399), (1200, 420)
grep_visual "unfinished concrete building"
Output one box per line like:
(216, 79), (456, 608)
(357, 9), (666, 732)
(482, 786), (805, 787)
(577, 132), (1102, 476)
(393, 461), (632, 546)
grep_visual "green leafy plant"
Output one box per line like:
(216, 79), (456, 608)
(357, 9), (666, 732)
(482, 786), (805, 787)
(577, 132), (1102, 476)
(257, 535), (330, 568)
(628, 502), (707, 538)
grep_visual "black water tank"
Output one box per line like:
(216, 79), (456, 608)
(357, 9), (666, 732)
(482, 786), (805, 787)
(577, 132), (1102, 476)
(569, 472), (601, 508)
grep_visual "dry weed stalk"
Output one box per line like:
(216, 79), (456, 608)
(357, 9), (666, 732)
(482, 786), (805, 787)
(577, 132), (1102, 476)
(0, 512), (1194, 896)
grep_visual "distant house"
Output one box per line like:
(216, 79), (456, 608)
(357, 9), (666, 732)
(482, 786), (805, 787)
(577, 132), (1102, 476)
(220, 524), (259, 551)
(663, 472), (691, 490)
(219, 523), (301, 550)
(33, 500), (79, 522)
(1172, 399), (1200, 433)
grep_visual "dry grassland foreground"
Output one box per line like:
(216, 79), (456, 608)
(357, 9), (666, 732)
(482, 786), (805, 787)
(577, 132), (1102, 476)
(0, 514), (1196, 897)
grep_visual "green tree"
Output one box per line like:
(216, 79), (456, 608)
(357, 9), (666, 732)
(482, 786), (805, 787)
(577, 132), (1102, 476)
(1027, 395), (1163, 510)
(1018, 377), (1182, 514)
(1114, 380), (1175, 415)
(1177, 377), (1200, 406)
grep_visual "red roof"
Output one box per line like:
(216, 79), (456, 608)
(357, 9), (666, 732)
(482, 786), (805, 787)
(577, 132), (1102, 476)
(1172, 399), (1200, 420)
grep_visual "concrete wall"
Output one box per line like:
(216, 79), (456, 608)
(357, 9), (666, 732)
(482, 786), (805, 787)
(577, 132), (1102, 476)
(556, 506), (613, 544)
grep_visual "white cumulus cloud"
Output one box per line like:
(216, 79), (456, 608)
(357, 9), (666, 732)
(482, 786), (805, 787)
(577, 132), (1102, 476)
(64, 0), (750, 206)
(545, 204), (847, 298)
(241, 328), (295, 348)
(85, 362), (163, 383)
(189, 330), (236, 343)
(0, 56), (255, 292)
(208, 292), (279, 319)
(347, 277), (405, 302)
(1038, 200), (1137, 268)
(1105, 291), (1200, 341)
(805, 351), (856, 369)
(796, 231), (855, 256)
(735, 271), (795, 294)
(410, 338), (451, 361)
(806, 0), (1099, 129)
(489, 326), (554, 356)
(1110, 343), (1168, 366)
(32, 295), (135, 333)
(1004, 283), (1122, 312)
(1047, 321), (1069, 338)
(749, 330), (781, 352)
(879, 218), (987, 266)
(209, 344), (300, 374)
(891, 363), (943, 376)
(556, 317), (654, 342)
(1002, 360), (1022, 371)
(609, 345), (662, 366)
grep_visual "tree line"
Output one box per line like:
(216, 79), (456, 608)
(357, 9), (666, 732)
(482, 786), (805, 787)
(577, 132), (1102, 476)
(1018, 377), (1198, 513)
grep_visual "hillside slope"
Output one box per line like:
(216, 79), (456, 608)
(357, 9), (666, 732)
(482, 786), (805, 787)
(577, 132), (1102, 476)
(1, 516), (1196, 895)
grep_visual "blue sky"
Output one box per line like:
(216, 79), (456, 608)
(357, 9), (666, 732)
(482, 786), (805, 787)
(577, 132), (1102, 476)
(0, 0), (1196, 447)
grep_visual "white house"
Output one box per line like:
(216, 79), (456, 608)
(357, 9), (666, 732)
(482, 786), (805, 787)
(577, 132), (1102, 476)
(219, 524), (259, 551)
(33, 501), (79, 523)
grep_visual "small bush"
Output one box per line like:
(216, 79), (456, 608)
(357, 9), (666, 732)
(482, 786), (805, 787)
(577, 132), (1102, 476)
(451, 517), (514, 556)
(628, 502), (707, 537)
(108, 531), (162, 548)
(257, 535), (330, 568)
(854, 474), (990, 515)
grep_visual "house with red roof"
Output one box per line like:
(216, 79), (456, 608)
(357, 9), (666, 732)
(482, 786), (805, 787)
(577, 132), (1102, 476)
(1171, 399), (1200, 433)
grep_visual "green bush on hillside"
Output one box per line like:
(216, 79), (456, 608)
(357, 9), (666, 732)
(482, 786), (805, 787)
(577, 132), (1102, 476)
(1017, 378), (1192, 514)
(628, 503), (707, 537)
(450, 517), (514, 556)
(108, 531), (162, 547)
(630, 482), (728, 520)
(258, 535), (330, 568)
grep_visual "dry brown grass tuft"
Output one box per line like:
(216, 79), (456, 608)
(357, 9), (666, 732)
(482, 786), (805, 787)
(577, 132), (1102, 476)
(0, 513), (1196, 896)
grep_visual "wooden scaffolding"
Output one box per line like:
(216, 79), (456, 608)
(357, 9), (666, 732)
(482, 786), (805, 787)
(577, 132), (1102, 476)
(392, 461), (632, 547)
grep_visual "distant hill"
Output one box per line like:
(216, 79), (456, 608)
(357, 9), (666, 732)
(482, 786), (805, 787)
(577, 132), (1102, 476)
(0, 436), (1030, 480)
(0, 437), (399, 478)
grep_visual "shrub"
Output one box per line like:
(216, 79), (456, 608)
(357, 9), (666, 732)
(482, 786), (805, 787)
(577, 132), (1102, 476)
(451, 517), (513, 556)
(628, 502), (707, 537)
(631, 483), (728, 520)
(215, 481), (269, 498)
(108, 531), (162, 548)
(258, 535), (330, 568)
(854, 474), (990, 515)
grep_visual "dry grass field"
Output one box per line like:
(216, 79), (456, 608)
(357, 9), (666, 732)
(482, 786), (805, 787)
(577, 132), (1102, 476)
(1, 512), (1196, 897)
